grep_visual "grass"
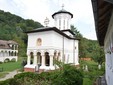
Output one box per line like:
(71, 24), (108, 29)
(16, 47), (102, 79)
(0, 61), (21, 72)
(81, 60), (105, 85)
(0, 57), (25, 78)
(83, 78), (92, 85)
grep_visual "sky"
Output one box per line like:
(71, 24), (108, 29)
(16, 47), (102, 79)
(0, 0), (97, 40)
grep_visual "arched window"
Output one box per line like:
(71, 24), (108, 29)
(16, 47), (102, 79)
(37, 38), (42, 46)
(63, 19), (65, 29)
(59, 19), (61, 29)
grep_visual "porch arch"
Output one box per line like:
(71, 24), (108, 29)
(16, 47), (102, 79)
(45, 52), (50, 66)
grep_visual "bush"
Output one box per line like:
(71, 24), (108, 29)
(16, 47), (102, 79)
(51, 64), (83, 85)
(0, 64), (83, 85)
(0, 61), (3, 64)
(0, 78), (18, 85)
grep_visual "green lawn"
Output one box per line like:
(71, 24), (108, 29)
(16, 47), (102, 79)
(0, 57), (24, 78)
(0, 61), (21, 72)
(81, 60), (105, 85)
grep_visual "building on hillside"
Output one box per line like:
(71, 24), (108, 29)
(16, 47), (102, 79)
(24, 7), (79, 72)
(92, 0), (113, 85)
(0, 40), (18, 62)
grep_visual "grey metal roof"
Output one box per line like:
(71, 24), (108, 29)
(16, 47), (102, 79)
(26, 27), (79, 40)
(52, 9), (73, 18)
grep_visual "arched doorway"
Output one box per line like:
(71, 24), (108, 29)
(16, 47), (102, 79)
(45, 52), (50, 66)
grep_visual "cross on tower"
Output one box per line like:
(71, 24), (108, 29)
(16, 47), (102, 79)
(62, 4), (64, 10)
(44, 17), (49, 27)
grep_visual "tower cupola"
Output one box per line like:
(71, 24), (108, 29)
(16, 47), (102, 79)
(52, 7), (73, 30)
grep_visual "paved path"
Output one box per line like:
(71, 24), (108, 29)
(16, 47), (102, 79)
(0, 70), (20, 81)
(95, 75), (107, 85)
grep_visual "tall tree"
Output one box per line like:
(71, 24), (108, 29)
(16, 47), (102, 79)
(71, 25), (83, 39)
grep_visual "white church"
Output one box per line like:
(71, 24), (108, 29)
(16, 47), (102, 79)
(24, 7), (79, 72)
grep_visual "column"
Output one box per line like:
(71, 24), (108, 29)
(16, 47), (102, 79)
(41, 55), (45, 66)
(27, 55), (31, 65)
(50, 55), (53, 67)
(13, 45), (15, 50)
(33, 54), (37, 66)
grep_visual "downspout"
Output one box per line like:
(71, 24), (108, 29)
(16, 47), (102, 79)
(73, 39), (75, 64)
(63, 36), (64, 63)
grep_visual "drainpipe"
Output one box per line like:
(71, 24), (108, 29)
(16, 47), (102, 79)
(63, 36), (64, 63)
(73, 39), (75, 65)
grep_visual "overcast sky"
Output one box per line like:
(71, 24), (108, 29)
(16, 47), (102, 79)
(0, 0), (97, 40)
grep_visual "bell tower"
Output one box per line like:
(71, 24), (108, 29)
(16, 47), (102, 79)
(52, 5), (73, 30)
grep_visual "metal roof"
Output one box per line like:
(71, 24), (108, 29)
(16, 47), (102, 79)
(26, 27), (79, 40)
(52, 9), (73, 18)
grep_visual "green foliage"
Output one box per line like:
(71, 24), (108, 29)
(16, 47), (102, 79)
(92, 45), (105, 65)
(51, 64), (83, 85)
(0, 10), (43, 57)
(0, 65), (83, 85)
(71, 25), (101, 59)
(71, 25), (83, 39)
(0, 59), (21, 72)
(80, 60), (105, 85)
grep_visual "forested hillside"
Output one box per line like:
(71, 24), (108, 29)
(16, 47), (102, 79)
(0, 10), (103, 62)
(0, 10), (43, 57)
(71, 25), (104, 63)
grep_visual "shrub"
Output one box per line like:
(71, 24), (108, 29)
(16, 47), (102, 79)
(0, 78), (18, 85)
(0, 61), (3, 64)
(51, 64), (83, 85)
(0, 64), (83, 85)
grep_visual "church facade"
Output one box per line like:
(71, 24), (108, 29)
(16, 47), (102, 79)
(24, 8), (79, 72)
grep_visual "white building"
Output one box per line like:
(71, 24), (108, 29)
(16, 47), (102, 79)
(0, 40), (18, 62)
(92, 0), (113, 85)
(24, 8), (79, 72)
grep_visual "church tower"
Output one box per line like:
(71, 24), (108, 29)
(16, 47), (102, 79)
(52, 6), (73, 30)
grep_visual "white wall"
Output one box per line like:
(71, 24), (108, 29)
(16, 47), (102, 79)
(0, 49), (18, 62)
(27, 30), (79, 65)
(28, 31), (54, 49)
(53, 13), (72, 30)
(104, 10), (113, 85)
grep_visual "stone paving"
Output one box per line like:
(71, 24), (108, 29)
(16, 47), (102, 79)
(95, 75), (107, 85)
(0, 70), (20, 81)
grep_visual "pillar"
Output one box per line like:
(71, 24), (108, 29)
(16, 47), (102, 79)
(39, 51), (45, 71)
(27, 55), (31, 65)
(33, 54), (37, 66)
(50, 55), (53, 67)
(41, 55), (45, 66)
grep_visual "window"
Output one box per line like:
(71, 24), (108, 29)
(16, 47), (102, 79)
(37, 38), (42, 46)
(63, 19), (65, 29)
(59, 19), (61, 29)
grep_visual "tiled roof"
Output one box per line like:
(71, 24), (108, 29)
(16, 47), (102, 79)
(0, 40), (18, 49)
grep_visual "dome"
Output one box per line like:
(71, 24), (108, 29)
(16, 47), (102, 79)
(52, 9), (73, 18)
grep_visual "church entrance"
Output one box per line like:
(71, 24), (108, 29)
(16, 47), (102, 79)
(45, 52), (50, 66)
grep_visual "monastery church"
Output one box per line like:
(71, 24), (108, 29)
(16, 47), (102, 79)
(24, 7), (79, 72)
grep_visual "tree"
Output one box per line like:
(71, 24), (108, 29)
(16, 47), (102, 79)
(71, 25), (82, 39)
(92, 44), (105, 69)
